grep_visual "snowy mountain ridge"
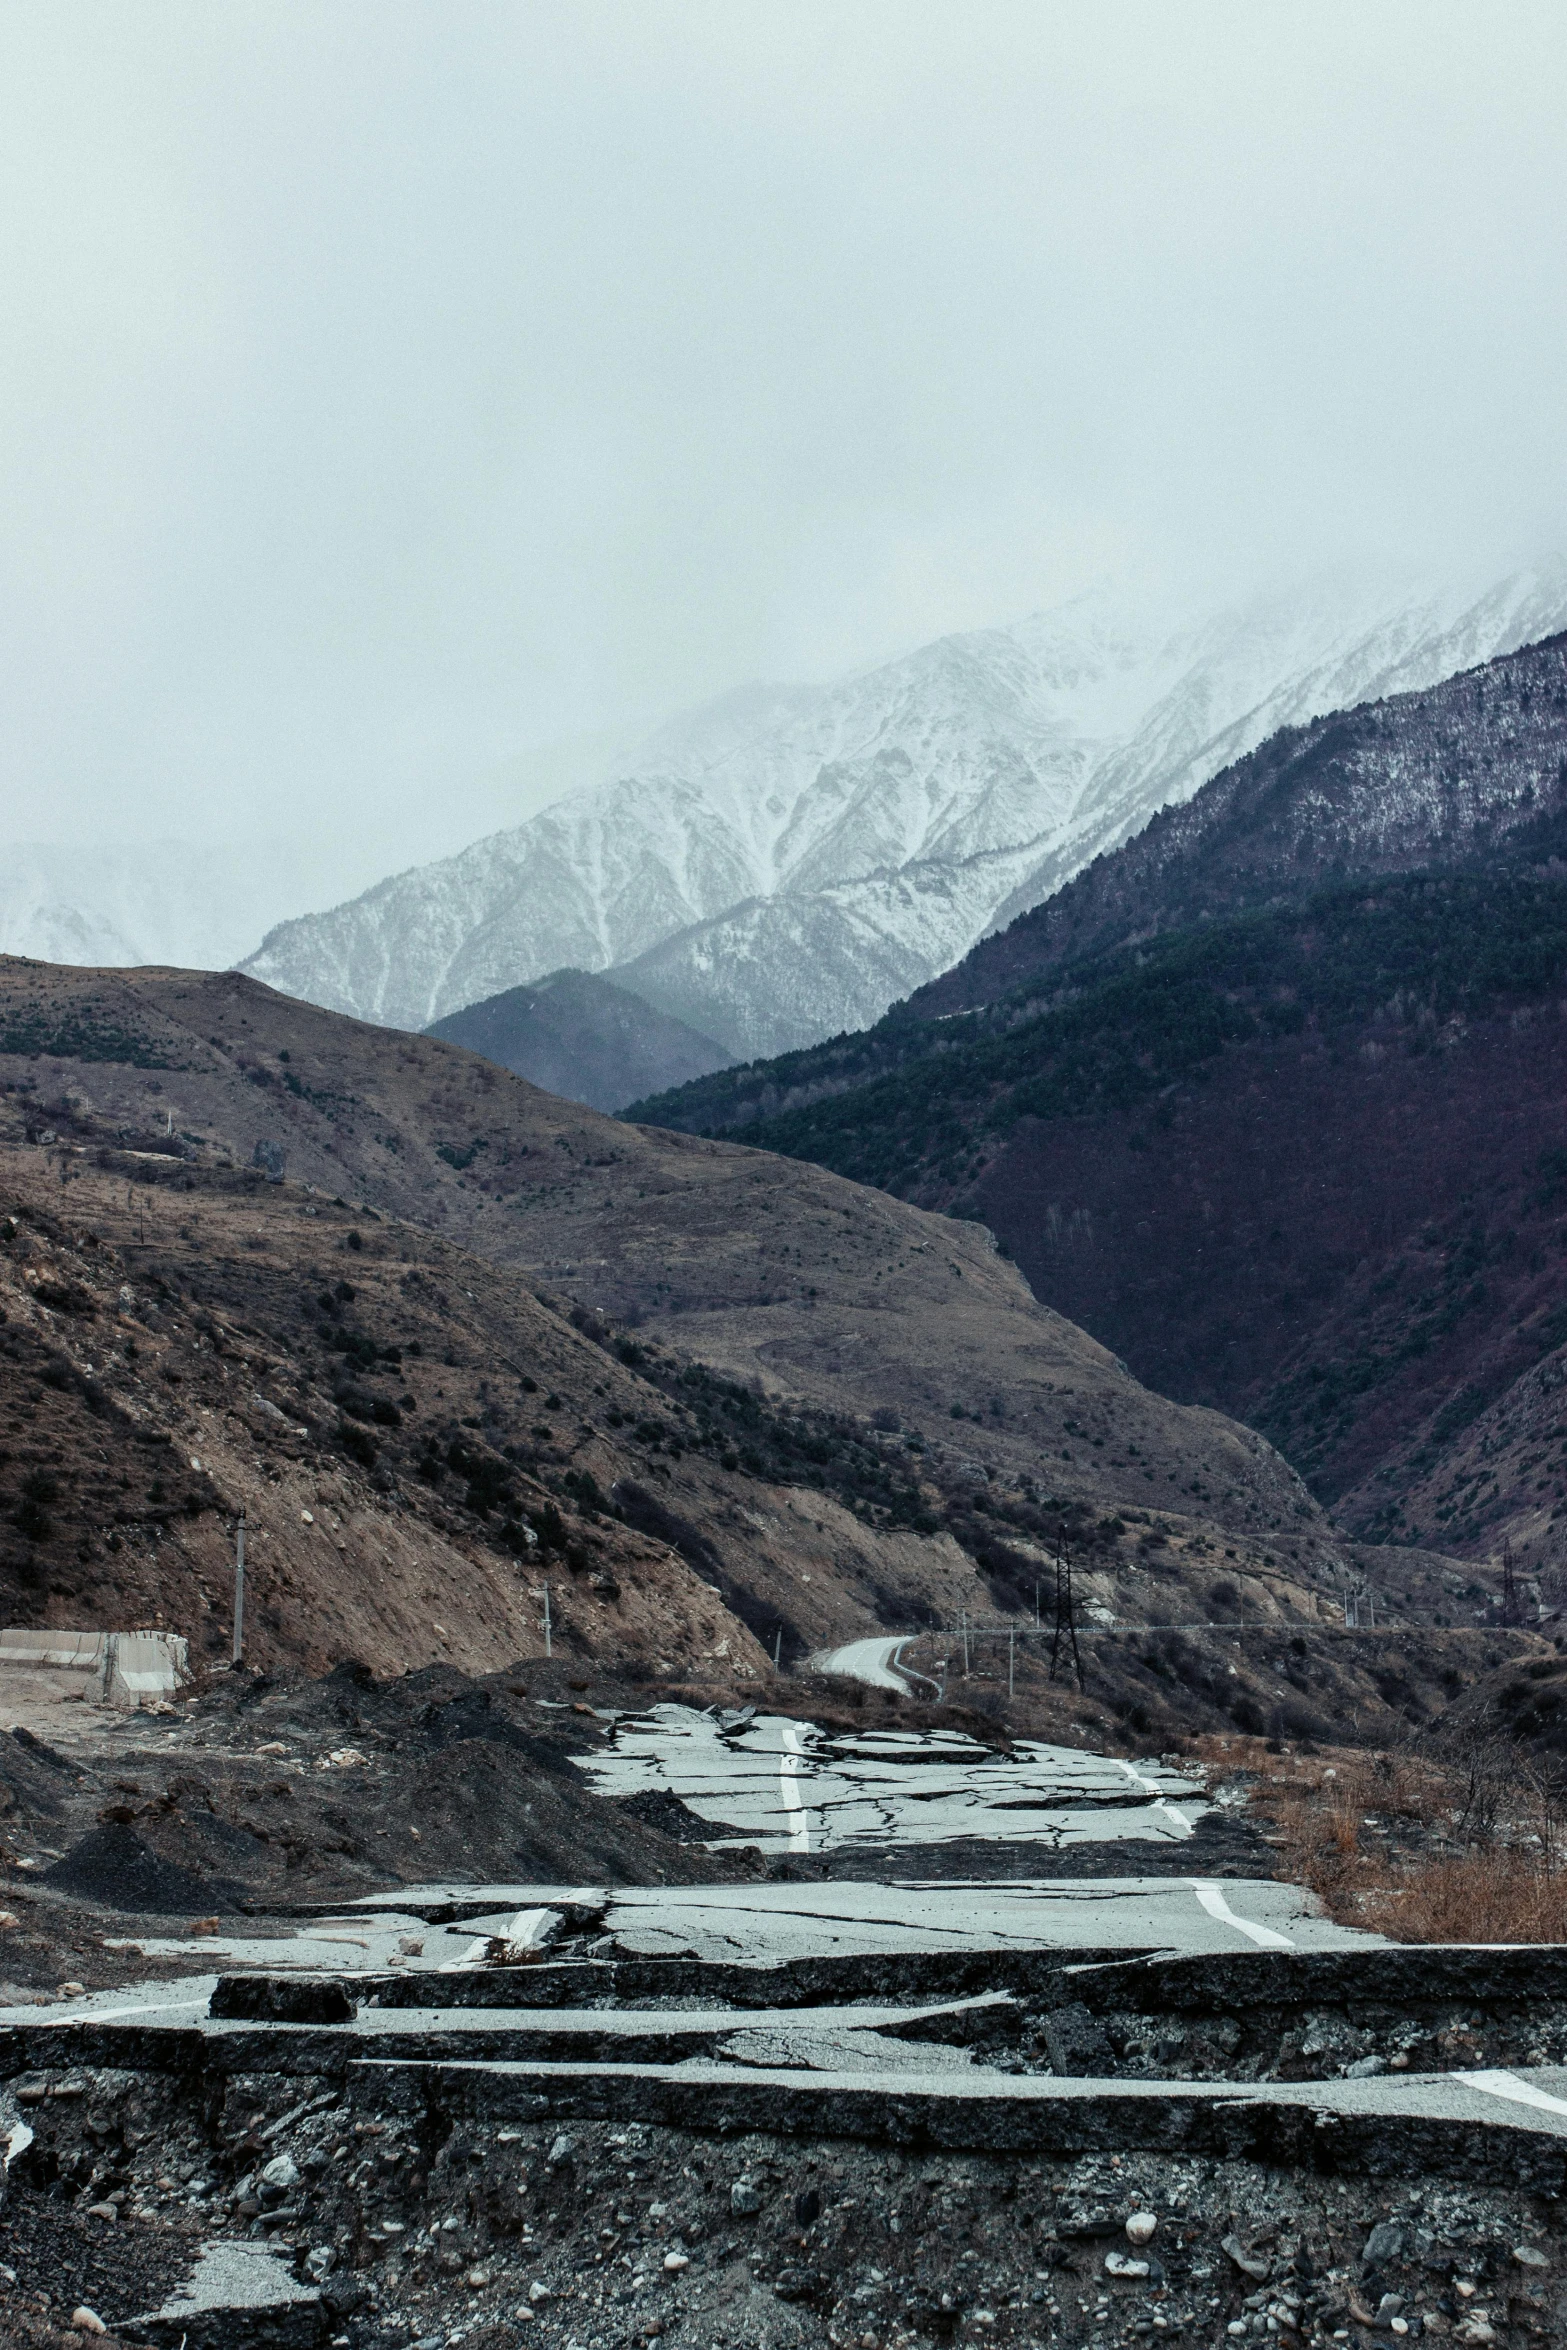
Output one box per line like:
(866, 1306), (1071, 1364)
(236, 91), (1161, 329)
(240, 563), (1567, 1056)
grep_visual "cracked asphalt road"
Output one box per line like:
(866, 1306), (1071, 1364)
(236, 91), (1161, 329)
(576, 1704), (1211, 1859)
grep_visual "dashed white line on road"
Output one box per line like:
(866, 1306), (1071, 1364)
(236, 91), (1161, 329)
(1114, 1756), (1192, 1834)
(1189, 1878), (1293, 1949)
(780, 1722), (811, 1853)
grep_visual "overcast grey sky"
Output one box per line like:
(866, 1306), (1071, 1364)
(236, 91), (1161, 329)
(3, 1), (1566, 869)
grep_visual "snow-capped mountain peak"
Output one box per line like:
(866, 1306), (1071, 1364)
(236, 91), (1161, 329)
(237, 562), (1567, 1055)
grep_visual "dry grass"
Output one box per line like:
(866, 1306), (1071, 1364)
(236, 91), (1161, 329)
(1357, 1849), (1567, 1943)
(1191, 1729), (1567, 1944)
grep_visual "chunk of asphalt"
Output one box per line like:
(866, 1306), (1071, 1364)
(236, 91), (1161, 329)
(126, 2239), (325, 2347)
(716, 2025), (976, 2073)
(209, 1975), (358, 2024)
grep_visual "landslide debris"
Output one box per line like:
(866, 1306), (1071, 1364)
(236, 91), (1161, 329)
(0, 1659), (767, 1994)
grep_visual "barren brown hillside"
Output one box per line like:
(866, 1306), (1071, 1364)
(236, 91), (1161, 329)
(0, 959), (1346, 1564)
(0, 955), (1497, 1716)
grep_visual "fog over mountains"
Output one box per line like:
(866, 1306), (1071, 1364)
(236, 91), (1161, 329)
(238, 564), (1567, 1058)
(0, 840), (341, 976)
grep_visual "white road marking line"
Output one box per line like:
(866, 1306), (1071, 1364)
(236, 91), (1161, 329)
(779, 1723), (811, 1853)
(1189, 1879), (1293, 1949)
(1115, 1758), (1191, 1836)
(34, 1994), (211, 2025)
(1466, 2069), (1567, 2120)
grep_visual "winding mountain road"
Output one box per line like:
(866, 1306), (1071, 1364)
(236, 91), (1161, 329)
(809, 1636), (921, 1693)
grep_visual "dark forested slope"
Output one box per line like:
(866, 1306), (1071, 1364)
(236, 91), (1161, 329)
(631, 627), (1567, 1141)
(624, 631), (1567, 1567)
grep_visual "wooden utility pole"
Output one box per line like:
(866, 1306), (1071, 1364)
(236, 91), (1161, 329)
(232, 1510), (246, 1666)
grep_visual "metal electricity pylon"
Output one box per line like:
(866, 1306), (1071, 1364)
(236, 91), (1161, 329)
(1048, 1525), (1085, 1691)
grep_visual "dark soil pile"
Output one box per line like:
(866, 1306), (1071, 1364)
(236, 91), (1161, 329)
(5, 1661), (758, 1934)
(42, 1821), (242, 1916)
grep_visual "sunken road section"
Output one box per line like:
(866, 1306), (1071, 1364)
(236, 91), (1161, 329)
(5, 1894), (1567, 2348)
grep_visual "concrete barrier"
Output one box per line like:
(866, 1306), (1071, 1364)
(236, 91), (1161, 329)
(0, 1626), (189, 1707)
(0, 1629), (107, 1672)
(105, 1630), (191, 1707)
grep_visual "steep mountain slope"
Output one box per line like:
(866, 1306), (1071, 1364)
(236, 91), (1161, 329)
(425, 968), (733, 1113)
(0, 1138), (772, 1684)
(0, 953), (1386, 1645)
(239, 569), (1567, 1055)
(637, 626), (1567, 1141)
(915, 626), (1567, 1016)
(657, 881), (1567, 1578)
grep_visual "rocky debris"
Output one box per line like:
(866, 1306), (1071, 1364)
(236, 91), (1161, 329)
(0, 1662), (764, 1972)
(0, 2061), (1562, 2349)
(1007, 1948), (1567, 2084)
(1039, 2002), (1114, 2077)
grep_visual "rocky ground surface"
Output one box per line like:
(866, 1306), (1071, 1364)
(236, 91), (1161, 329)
(0, 1663), (781, 1999)
(3, 1678), (1567, 2348)
(2, 2061), (1563, 2350)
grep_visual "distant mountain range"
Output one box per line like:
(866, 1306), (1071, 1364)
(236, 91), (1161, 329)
(239, 565), (1567, 1059)
(628, 627), (1567, 1573)
(426, 968), (732, 1113)
(0, 839), (344, 974)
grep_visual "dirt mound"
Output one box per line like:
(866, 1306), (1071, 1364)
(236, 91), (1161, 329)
(0, 2169), (202, 2335)
(361, 1734), (751, 1887)
(33, 1662), (763, 1907)
(615, 1784), (743, 1844)
(42, 1821), (242, 1915)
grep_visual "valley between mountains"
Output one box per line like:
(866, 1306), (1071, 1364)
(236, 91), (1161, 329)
(5, 746), (1567, 2350)
(0, 953), (1514, 1759)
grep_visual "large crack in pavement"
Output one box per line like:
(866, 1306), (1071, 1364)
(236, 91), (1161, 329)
(5, 1709), (1566, 2350)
